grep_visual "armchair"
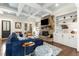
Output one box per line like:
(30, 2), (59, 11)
(6, 33), (25, 56)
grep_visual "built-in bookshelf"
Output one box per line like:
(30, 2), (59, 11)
(54, 11), (77, 48)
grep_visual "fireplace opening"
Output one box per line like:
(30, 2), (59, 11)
(42, 31), (49, 36)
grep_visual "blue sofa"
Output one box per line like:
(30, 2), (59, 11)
(6, 32), (43, 56)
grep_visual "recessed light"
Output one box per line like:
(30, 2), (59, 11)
(73, 29), (77, 32)
(55, 3), (59, 7)
(0, 10), (3, 14)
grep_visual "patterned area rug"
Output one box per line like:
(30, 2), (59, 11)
(30, 42), (62, 56)
(43, 42), (62, 56)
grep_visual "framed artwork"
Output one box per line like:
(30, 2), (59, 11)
(15, 22), (21, 29)
(35, 22), (38, 27)
(29, 24), (32, 32)
(24, 23), (27, 31)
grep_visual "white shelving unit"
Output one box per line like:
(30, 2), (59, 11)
(54, 11), (77, 48)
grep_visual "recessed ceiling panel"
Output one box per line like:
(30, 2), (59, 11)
(0, 3), (18, 11)
(35, 11), (49, 17)
(8, 3), (18, 11)
(47, 4), (56, 12)
(37, 3), (46, 7)
(19, 14), (29, 19)
(0, 3), (77, 21)
(0, 3), (9, 7)
(3, 11), (16, 16)
(37, 3), (53, 8)
(22, 5), (38, 15)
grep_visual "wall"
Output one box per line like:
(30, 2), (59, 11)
(53, 4), (77, 48)
(0, 14), (36, 38)
(76, 4), (79, 51)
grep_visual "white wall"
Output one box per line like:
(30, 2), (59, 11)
(53, 4), (77, 48)
(76, 4), (79, 51)
(0, 14), (36, 38)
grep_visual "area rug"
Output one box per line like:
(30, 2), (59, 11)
(30, 42), (62, 56)
(43, 42), (62, 56)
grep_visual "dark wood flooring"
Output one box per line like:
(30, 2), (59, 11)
(77, 52), (79, 56)
(47, 41), (77, 56)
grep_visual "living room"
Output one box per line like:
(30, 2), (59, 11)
(0, 3), (78, 56)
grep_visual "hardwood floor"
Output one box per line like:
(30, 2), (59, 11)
(0, 39), (2, 56)
(77, 52), (79, 56)
(0, 38), (6, 56)
(47, 41), (77, 56)
(0, 39), (78, 56)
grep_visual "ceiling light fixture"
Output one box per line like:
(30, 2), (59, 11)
(0, 10), (3, 14)
(55, 3), (59, 7)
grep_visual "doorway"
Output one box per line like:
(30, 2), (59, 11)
(2, 20), (11, 38)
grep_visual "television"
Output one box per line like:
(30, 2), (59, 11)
(41, 19), (48, 25)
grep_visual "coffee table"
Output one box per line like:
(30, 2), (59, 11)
(22, 42), (35, 47)
(22, 42), (35, 55)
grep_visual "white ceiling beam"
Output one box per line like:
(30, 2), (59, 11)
(0, 6), (29, 17)
(44, 9), (53, 14)
(16, 3), (25, 16)
(26, 10), (41, 20)
(0, 6), (17, 13)
(39, 4), (53, 15)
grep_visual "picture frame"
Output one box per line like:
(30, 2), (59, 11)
(24, 23), (27, 31)
(15, 22), (22, 29)
(35, 22), (39, 27)
(29, 24), (32, 32)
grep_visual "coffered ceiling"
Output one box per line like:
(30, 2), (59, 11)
(0, 3), (77, 21)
